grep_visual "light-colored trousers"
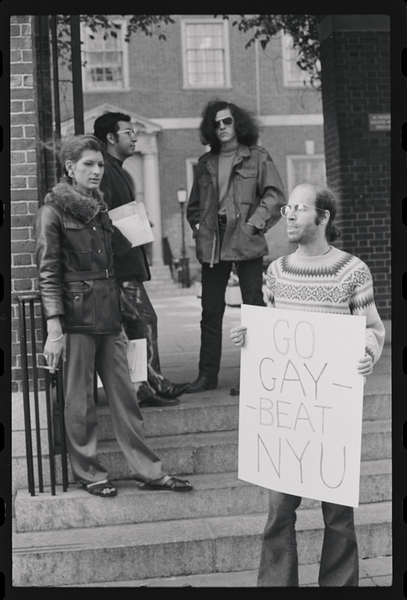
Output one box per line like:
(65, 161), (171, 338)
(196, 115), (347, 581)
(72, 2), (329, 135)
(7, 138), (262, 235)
(63, 332), (164, 485)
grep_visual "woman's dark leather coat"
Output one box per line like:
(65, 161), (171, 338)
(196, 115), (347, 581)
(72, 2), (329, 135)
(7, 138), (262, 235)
(35, 182), (123, 334)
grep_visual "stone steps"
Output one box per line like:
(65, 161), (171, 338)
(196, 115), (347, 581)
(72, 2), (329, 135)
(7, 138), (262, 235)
(12, 294), (391, 585)
(14, 459), (391, 533)
(46, 418), (391, 485)
(143, 264), (198, 297)
(94, 386), (391, 440)
(11, 384), (391, 490)
(58, 556), (393, 588)
(12, 500), (392, 587)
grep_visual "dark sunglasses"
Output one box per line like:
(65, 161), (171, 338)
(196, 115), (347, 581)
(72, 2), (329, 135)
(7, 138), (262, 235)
(214, 117), (234, 128)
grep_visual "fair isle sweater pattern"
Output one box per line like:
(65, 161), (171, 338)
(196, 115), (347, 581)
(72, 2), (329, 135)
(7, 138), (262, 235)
(266, 246), (385, 363)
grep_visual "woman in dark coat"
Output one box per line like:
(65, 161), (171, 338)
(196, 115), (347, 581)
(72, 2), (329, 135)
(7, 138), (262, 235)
(35, 134), (192, 496)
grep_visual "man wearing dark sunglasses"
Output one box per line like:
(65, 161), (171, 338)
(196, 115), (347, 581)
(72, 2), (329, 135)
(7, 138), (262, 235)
(186, 100), (286, 394)
(94, 112), (191, 407)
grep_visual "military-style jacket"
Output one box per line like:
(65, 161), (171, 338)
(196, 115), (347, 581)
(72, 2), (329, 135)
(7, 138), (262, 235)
(35, 181), (122, 334)
(186, 145), (286, 265)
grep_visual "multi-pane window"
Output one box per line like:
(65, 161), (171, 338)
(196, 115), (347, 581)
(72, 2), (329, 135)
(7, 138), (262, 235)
(286, 155), (326, 193)
(281, 33), (312, 88)
(182, 20), (231, 88)
(82, 21), (129, 91)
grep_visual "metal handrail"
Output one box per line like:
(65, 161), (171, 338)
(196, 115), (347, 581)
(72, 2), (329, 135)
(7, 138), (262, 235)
(17, 293), (69, 495)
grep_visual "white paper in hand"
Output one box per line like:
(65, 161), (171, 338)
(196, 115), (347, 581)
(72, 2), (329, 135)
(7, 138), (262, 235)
(109, 201), (154, 247)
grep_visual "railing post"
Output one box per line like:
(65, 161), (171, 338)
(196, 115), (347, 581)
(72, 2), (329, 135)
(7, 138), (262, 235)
(55, 368), (69, 491)
(17, 297), (35, 496)
(29, 300), (44, 492)
(42, 316), (56, 496)
(17, 293), (69, 495)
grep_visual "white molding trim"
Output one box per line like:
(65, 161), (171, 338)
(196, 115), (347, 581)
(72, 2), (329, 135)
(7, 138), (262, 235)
(259, 115), (323, 126)
(61, 111), (323, 135)
(150, 114), (323, 130)
(150, 118), (201, 130)
(61, 103), (162, 138)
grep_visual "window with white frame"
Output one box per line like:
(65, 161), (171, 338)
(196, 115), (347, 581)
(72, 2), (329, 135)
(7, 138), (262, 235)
(181, 19), (231, 88)
(286, 155), (326, 193)
(81, 20), (129, 91)
(281, 33), (312, 88)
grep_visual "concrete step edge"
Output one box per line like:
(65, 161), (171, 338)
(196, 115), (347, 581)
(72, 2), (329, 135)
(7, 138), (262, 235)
(15, 458), (392, 499)
(13, 500), (392, 550)
(93, 396), (392, 440)
(12, 503), (392, 586)
(13, 459), (392, 532)
(60, 556), (393, 588)
(98, 420), (391, 449)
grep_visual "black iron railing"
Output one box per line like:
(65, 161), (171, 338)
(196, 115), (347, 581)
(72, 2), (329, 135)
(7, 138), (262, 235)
(17, 293), (69, 495)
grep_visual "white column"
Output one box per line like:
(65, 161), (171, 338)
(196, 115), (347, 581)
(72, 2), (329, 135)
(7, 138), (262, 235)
(143, 151), (163, 265)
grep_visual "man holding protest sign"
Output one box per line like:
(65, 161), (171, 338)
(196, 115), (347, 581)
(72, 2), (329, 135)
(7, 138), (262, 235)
(231, 183), (385, 586)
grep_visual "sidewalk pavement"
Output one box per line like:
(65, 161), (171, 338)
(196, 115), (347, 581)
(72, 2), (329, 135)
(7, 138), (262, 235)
(86, 557), (392, 587)
(139, 290), (392, 588)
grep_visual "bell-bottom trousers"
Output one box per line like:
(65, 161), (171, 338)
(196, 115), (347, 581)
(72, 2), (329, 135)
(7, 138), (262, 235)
(257, 490), (359, 587)
(63, 332), (164, 484)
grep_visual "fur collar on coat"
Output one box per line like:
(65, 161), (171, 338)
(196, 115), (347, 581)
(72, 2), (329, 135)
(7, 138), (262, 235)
(44, 179), (108, 224)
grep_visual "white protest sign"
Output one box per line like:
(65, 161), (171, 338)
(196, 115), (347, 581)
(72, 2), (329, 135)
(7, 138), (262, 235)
(238, 305), (366, 508)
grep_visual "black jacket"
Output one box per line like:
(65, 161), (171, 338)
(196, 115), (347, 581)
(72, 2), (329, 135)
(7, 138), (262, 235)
(100, 153), (150, 282)
(35, 181), (122, 334)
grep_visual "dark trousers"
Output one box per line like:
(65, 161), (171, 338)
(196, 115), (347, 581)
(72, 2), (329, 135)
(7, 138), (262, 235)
(257, 491), (359, 586)
(63, 333), (164, 484)
(119, 279), (173, 401)
(199, 256), (265, 379)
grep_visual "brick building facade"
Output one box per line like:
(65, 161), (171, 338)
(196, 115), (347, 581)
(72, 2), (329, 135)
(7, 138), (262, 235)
(11, 16), (42, 392)
(320, 15), (391, 317)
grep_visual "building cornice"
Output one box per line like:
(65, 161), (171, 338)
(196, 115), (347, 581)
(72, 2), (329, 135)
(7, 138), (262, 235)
(150, 114), (323, 130)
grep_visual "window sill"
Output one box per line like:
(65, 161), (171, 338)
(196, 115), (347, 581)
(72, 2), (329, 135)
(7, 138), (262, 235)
(83, 87), (131, 93)
(182, 85), (233, 91)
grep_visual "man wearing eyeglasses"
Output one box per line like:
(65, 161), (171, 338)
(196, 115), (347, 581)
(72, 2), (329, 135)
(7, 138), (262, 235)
(231, 183), (385, 587)
(94, 112), (191, 407)
(186, 100), (286, 394)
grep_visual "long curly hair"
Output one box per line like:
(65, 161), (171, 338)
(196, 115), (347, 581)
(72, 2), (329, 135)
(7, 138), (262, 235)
(199, 99), (259, 154)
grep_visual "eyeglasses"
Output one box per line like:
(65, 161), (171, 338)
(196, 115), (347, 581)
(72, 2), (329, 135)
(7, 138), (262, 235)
(280, 204), (328, 217)
(214, 117), (234, 128)
(116, 128), (136, 137)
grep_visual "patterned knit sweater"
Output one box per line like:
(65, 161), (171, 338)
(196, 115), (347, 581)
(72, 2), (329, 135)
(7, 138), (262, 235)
(266, 246), (385, 363)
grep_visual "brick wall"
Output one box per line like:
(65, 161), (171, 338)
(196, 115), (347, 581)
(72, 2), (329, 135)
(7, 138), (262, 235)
(320, 16), (391, 318)
(11, 16), (42, 392)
